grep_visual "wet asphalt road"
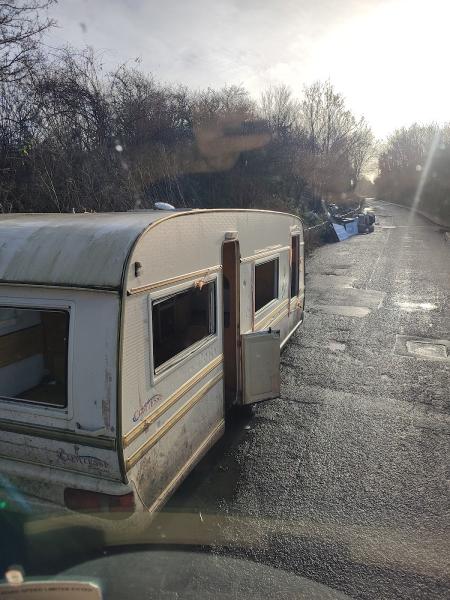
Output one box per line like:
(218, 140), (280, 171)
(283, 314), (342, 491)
(158, 200), (450, 599)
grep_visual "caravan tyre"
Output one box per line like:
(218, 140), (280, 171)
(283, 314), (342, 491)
(226, 403), (254, 426)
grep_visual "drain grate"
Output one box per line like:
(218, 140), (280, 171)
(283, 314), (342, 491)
(406, 341), (448, 359)
(395, 335), (450, 361)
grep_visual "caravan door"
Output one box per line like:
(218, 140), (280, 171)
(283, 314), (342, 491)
(241, 330), (280, 405)
(222, 239), (241, 410)
(222, 238), (281, 408)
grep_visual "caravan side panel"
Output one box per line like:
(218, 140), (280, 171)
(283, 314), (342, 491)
(120, 213), (228, 510)
(120, 210), (303, 511)
(0, 286), (122, 506)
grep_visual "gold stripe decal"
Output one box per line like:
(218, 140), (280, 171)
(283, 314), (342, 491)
(240, 245), (290, 264)
(271, 307), (289, 327)
(123, 354), (223, 448)
(128, 265), (222, 295)
(254, 298), (289, 330)
(125, 372), (223, 470)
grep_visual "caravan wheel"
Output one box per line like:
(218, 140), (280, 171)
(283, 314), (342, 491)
(226, 403), (254, 426)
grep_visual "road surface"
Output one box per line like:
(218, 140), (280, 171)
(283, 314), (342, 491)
(158, 200), (450, 600)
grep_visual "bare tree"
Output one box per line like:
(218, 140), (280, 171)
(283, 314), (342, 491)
(0, 0), (56, 83)
(0, 19), (373, 221)
(299, 80), (373, 194)
(376, 123), (450, 225)
(260, 84), (299, 135)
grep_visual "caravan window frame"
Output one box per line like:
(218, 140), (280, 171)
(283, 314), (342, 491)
(290, 234), (300, 298)
(148, 275), (218, 383)
(0, 298), (74, 420)
(254, 256), (280, 315)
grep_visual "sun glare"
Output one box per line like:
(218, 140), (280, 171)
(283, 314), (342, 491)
(311, 0), (450, 137)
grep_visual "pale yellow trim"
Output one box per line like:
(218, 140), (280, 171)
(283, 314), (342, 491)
(128, 265), (222, 295)
(123, 354), (223, 448)
(147, 419), (225, 514)
(125, 372), (223, 470)
(254, 298), (289, 330)
(290, 293), (305, 310)
(270, 307), (289, 327)
(244, 303), (301, 337)
(240, 245), (290, 264)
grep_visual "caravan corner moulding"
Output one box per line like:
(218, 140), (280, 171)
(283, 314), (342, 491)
(0, 209), (304, 518)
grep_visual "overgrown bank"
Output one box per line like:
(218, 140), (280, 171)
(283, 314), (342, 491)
(376, 124), (450, 227)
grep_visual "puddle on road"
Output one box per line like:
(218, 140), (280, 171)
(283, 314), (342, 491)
(311, 305), (371, 318)
(307, 274), (355, 289)
(396, 301), (438, 312)
(311, 287), (385, 309)
(327, 340), (346, 352)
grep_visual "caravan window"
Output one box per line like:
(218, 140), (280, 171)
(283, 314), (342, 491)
(152, 281), (216, 370)
(291, 236), (300, 298)
(0, 307), (69, 407)
(255, 258), (279, 312)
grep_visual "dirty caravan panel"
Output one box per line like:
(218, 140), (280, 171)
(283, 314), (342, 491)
(121, 276), (223, 508)
(0, 286), (122, 483)
(121, 210), (303, 511)
(0, 307), (69, 407)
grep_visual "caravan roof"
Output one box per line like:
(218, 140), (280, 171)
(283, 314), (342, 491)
(0, 209), (301, 291)
(0, 211), (170, 290)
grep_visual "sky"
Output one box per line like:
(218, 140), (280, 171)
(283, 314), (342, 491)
(45, 0), (449, 139)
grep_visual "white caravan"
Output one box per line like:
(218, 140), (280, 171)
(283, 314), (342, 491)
(0, 209), (304, 515)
